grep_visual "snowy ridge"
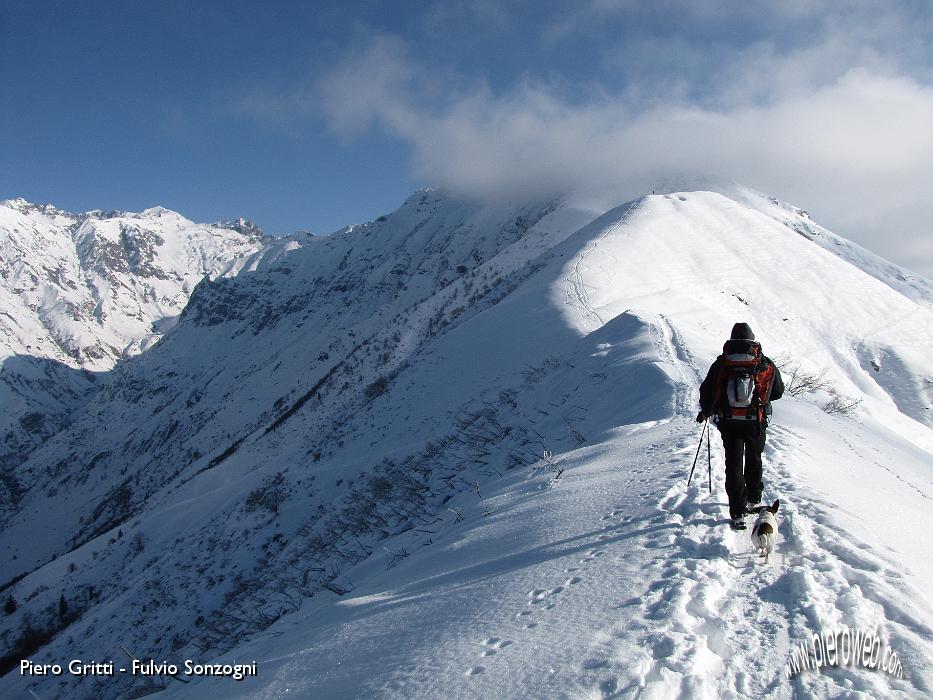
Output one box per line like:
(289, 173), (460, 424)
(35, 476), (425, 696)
(1, 188), (931, 699)
(650, 178), (933, 306)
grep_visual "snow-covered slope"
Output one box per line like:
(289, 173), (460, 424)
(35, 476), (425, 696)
(1, 187), (931, 699)
(0, 199), (301, 476)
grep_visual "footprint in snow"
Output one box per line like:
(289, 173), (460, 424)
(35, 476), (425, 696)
(529, 586), (564, 604)
(612, 597), (641, 609)
(649, 634), (677, 659)
(659, 495), (679, 510)
(465, 666), (485, 676)
(565, 576), (582, 585)
(481, 638), (512, 655)
(600, 678), (620, 695)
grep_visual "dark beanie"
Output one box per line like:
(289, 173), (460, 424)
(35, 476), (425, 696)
(731, 322), (755, 340)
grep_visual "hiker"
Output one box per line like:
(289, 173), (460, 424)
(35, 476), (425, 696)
(697, 323), (784, 529)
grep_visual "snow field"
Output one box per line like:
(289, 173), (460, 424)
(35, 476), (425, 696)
(167, 190), (933, 698)
(166, 317), (932, 698)
(3, 185), (932, 699)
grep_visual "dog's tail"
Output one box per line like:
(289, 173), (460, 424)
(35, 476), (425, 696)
(755, 531), (776, 557)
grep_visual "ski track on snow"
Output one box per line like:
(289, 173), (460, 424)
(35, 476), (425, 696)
(565, 201), (641, 329)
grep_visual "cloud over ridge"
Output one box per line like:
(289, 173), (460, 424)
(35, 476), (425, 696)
(305, 4), (933, 277)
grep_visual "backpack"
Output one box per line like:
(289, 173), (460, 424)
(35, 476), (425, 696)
(713, 340), (776, 423)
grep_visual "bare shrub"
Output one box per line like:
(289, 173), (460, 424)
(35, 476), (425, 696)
(383, 546), (409, 569)
(244, 472), (287, 516)
(131, 532), (146, 554)
(772, 354), (832, 397)
(773, 355), (862, 415)
(822, 390), (863, 415)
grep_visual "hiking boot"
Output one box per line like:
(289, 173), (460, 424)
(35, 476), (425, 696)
(729, 517), (747, 531)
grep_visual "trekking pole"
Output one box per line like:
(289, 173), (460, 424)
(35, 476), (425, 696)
(707, 419), (712, 493)
(687, 418), (708, 487)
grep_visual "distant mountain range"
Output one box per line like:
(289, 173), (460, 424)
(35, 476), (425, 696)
(0, 198), (307, 477)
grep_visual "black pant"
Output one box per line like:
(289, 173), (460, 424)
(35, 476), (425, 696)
(718, 421), (766, 519)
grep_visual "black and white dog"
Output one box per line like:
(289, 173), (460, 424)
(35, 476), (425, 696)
(750, 499), (780, 562)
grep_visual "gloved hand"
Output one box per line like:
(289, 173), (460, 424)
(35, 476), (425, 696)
(696, 411), (706, 423)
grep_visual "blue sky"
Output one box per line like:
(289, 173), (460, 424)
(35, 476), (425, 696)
(3, 1), (933, 275)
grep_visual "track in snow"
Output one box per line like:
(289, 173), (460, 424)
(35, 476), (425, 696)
(565, 200), (641, 329)
(566, 316), (929, 698)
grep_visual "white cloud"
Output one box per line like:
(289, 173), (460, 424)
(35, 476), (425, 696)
(317, 35), (417, 140)
(310, 22), (933, 277)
